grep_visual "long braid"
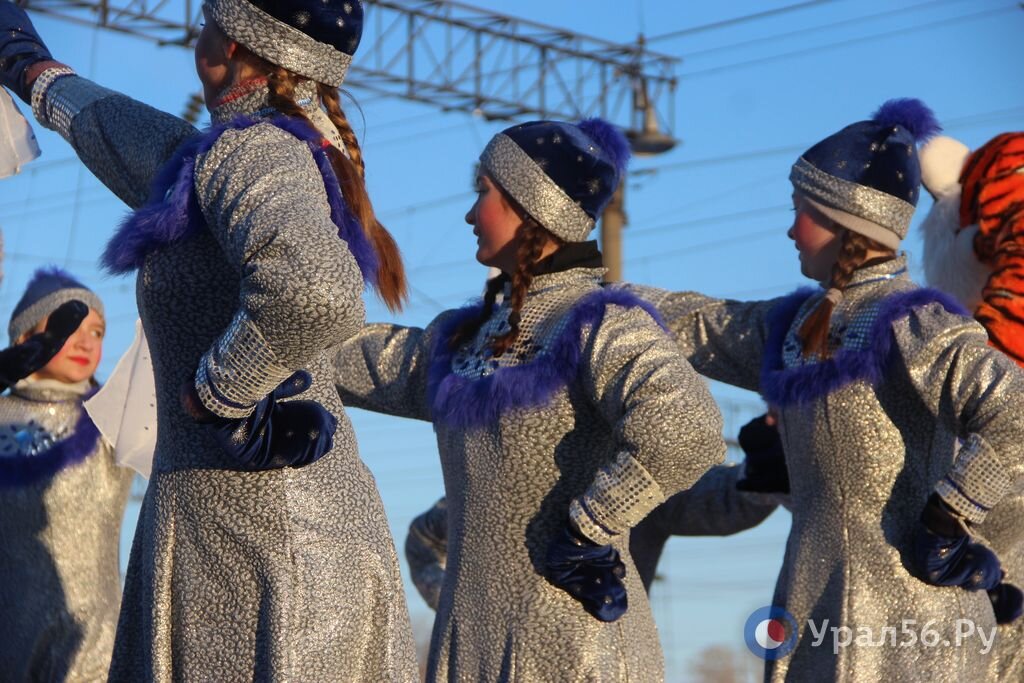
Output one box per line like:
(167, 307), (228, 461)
(490, 219), (548, 358)
(446, 219), (558, 358)
(262, 65), (407, 311)
(316, 83), (407, 311)
(798, 230), (883, 358)
(448, 273), (509, 351)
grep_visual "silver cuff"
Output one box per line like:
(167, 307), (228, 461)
(480, 134), (595, 243)
(194, 314), (294, 419)
(32, 72), (116, 139)
(570, 452), (665, 545)
(935, 433), (1011, 525)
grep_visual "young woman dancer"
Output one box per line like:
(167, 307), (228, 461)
(0, 268), (132, 682)
(632, 99), (1024, 681)
(334, 117), (727, 681)
(0, 0), (418, 679)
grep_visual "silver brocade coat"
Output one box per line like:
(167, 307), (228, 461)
(335, 267), (727, 682)
(406, 464), (777, 609)
(0, 381), (132, 682)
(633, 256), (1024, 682)
(33, 77), (417, 681)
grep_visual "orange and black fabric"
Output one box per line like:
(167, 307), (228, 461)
(959, 132), (1024, 366)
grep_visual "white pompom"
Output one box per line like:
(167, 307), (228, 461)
(920, 135), (970, 200)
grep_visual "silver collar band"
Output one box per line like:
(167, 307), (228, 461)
(480, 134), (595, 243)
(790, 157), (915, 241)
(207, 0), (353, 87)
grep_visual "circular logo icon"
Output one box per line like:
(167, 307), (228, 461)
(744, 606), (798, 660)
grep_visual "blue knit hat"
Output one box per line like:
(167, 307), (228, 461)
(479, 118), (630, 242)
(790, 98), (941, 250)
(207, 0), (363, 87)
(9, 267), (103, 343)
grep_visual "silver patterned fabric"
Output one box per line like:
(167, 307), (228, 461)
(406, 465), (776, 608)
(335, 266), (726, 682)
(0, 380), (132, 682)
(637, 256), (1024, 682)
(480, 134), (595, 242)
(34, 77), (418, 681)
(207, 0), (354, 87)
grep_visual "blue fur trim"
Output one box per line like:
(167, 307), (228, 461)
(577, 118), (630, 175)
(103, 115), (378, 285)
(760, 286), (970, 406)
(872, 98), (941, 144)
(0, 394), (101, 488)
(426, 287), (666, 430)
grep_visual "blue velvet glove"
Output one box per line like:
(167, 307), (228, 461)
(0, 300), (87, 391)
(206, 371), (336, 471)
(988, 582), (1024, 624)
(910, 494), (1002, 592)
(0, 1), (54, 103)
(735, 413), (789, 494)
(545, 524), (627, 622)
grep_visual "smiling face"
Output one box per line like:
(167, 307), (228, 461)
(465, 174), (524, 274)
(28, 308), (105, 384)
(787, 195), (844, 283)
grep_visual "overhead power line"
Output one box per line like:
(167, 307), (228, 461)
(646, 0), (839, 42)
(679, 3), (1020, 80)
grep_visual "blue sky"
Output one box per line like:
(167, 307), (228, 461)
(2, 0), (1022, 678)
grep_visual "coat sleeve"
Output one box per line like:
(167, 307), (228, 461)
(626, 284), (781, 392)
(643, 464), (778, 537)
(33, 74), (197, 208)
(569, 304), (728, 545)
(891, 302), (1024, 524)
(191, 123), (366, 418)
(331, 313), (455, 422)
(404, 497), (448, 611)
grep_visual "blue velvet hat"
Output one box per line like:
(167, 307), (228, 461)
(790, 98), (941, 250)
(9, 267), (102, 343)
(479, 118), (630, 242)
(206, 0), (363, 86)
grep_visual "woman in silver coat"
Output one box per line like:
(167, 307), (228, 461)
(0, 268), (132, 682)
(632, 99), (1024, 682)
(1, 0), (418, 679)
(335, 118), (727, 682)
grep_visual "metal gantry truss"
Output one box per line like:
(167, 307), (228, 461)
(22, 0), (677, 135)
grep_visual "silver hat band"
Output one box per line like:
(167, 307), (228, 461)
(790, 157), (914, 241)
(9, 288), (103, 344)
(480, 134), (596, 243)
(207, 0), (352, 87)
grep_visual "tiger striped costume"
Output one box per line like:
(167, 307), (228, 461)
(960, 132), (1024, 366)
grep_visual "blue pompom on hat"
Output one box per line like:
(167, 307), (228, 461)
(479, 118), (630, 243)
(207, 0), (363, 86)
(790, 98), (941, 250)
(9, 267), (102, 344)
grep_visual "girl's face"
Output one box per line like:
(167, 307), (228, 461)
(466, 175), (523, 274)
(787, 196), (843, 283)
(29, 308), (105, 385)
(194, 7), (237, 106)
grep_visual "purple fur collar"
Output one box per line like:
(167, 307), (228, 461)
(426, 287), (665, 431)
(0, 393), (101, 488)
(102, 115), (379, 285)
(760, 286), (970, 406)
